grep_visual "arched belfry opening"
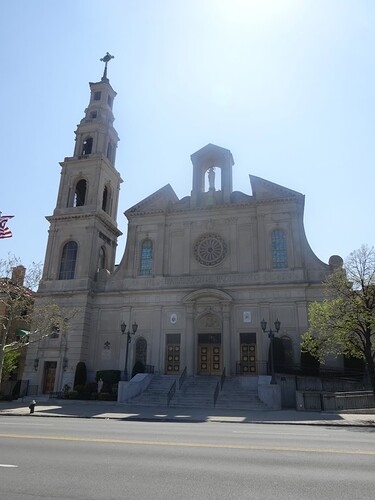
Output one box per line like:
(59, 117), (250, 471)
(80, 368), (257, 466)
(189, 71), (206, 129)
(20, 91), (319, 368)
(190, 143), (234, 207)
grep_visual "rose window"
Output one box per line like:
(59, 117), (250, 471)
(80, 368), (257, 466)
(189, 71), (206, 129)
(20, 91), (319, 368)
(193, 233), (227, 266)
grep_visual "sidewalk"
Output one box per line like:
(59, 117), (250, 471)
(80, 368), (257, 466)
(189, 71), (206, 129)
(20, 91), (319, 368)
(1, 399), (374, 426)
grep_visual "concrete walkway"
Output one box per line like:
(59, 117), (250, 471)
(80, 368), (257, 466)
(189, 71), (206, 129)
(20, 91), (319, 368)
(0, 399), (374, 426)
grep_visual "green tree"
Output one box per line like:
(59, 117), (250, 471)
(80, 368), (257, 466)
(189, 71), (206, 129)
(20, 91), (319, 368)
(301, 245), (375, 397)
(0, 255), (70, 382)
(2, 350), (21, 380)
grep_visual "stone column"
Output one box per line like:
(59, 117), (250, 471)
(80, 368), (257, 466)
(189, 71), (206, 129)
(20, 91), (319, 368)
(185, 304), (195, 375)
(222, 304), (231, 375)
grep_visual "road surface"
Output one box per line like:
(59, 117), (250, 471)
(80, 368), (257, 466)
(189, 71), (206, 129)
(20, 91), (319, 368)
(1, 417), (374, 499)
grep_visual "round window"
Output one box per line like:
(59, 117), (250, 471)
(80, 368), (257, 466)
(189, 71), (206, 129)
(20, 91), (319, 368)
(193, 233), (227, 267)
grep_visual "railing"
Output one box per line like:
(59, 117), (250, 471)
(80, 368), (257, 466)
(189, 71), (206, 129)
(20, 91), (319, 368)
(236, 360), (268, 376)
(302, 390), (375, 411)
(145, 364), (155, 374)
(0, 380), (30, 399)
(167, 380), (176, 407)
(213, 368), (227, 407)
(179, 366), (187, 390)
(213, 381), (220, 407)
(220, 367), (226, 389)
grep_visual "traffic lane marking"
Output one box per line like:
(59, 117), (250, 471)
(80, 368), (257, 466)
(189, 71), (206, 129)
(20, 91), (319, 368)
(0, 434), (374, 455)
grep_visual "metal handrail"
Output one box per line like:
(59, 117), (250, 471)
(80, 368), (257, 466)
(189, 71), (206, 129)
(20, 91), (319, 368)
(167, 380), (176, 407)
(179, 366), (187, 390)
(220, 367), (226, 389)
(213, 381), (220, 407)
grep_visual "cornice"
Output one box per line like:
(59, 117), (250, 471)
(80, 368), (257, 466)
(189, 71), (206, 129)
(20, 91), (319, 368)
(46, 212), (122, 237)
(125, 194), (303, 219)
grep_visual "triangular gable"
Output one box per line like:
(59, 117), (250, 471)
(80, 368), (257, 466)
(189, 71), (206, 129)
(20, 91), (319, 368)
(249, 175), (303, 201)
(125, 184), (179, 216)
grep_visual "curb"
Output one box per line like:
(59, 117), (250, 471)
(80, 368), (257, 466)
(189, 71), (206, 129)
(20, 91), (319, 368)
(1, 411), (374, 427)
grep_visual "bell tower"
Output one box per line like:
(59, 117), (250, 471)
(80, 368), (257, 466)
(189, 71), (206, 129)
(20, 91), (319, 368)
(190, 143), (234, 207)
(41, 53), (122, 290)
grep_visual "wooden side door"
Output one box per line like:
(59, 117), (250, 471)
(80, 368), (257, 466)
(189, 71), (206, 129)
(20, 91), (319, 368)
(43, 361), (57, 393)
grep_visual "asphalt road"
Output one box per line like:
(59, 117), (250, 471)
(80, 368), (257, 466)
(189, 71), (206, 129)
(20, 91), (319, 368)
(0, 417), (374, 499)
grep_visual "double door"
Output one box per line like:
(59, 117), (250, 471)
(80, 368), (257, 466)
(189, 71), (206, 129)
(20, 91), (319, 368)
(198, 334), (221, 375)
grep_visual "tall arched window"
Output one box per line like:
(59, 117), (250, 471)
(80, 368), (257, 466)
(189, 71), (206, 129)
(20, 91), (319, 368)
(74, 179), (87, 207)
(272, 229), (288, 269)
(102, 185), (110, 213)
(98, 246), (106, 271)
(59, 241), (78, 280)
(81, 137), (93, 155)
(107, 142), (114, 163)
(140, 240), (153, 276)
(281, 336), (294, 371)
(135, 337), (147, 366)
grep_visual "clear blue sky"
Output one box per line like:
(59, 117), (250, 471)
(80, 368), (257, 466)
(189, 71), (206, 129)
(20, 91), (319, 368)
(1, 0), (374, 270)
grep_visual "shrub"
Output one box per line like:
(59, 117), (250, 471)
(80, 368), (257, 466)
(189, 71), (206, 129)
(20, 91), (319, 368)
(95, 370), (121, 384)
(131, 361), (145, 378)
(74, 362), (87, 388)
(85, 382), (98, 394)
(68, 391), (79, 399)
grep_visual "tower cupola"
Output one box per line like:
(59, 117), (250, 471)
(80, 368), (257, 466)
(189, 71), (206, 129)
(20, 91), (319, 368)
(73, 52), (119, 165)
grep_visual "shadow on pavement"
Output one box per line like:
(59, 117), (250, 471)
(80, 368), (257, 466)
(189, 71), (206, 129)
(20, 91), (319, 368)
(2, 399), (374, 426)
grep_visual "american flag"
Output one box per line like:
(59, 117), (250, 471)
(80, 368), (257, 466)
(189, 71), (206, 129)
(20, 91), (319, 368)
(0, 213), (14, 239)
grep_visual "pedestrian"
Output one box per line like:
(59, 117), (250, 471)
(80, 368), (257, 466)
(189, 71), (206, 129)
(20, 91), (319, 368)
(29, 400), (36, 414)
(97, 378), (103, 393)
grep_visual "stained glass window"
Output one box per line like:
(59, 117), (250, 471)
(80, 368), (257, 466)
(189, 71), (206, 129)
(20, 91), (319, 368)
(272, 229), (288, 269)
(140, 240), (153, 276)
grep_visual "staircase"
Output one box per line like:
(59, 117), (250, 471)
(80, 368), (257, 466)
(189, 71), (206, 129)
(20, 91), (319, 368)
(128, 375), (177, 406)
(170, 376), (219, 408)
(128, 374), (269, 410)
(214, 377), (269, 410)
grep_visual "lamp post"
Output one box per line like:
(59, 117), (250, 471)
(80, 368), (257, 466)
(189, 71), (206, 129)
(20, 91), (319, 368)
(121, 321), (138, 381)
(261, 318), (280, 384)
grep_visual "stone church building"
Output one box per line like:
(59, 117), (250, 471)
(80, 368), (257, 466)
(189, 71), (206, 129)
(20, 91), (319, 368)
(24, 62), (340, 394)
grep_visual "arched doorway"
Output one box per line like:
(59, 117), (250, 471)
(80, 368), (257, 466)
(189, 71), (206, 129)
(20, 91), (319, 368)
(135, 337), (147, 366)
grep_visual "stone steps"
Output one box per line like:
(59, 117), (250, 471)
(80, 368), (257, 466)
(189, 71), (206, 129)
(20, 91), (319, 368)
(129, 375), (177, 405)
(128, 375), (269, 410)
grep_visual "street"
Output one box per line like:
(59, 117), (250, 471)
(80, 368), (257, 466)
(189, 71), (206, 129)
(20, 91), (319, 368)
(0, 417), (374, 499)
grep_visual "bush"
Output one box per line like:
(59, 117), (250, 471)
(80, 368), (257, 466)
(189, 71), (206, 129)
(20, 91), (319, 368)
(74, 362), (87, 388)
(95, 370), (121, 384)
(85, 382), (98, 394)
(68, 391), (79, 399)
(131, 361), (145, 378)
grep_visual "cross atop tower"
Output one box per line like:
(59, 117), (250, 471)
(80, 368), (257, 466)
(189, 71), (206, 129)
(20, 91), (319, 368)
(100, 52), (114, 82)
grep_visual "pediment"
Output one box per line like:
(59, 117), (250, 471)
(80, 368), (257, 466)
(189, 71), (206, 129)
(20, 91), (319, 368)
(183, 288), (233, 304)
(249, 175), (303, 201)
(125, 184), (179, 216)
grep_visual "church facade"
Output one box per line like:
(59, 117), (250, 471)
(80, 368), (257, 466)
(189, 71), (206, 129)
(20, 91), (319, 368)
(24, 63), (340, 393)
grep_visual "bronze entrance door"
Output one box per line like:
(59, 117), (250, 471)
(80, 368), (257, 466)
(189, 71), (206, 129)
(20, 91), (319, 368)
(198, 334), (221, 375)
(43, 361), (57, 393)
(165, 333), (181, 374)
(239, 332), (257, 374)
